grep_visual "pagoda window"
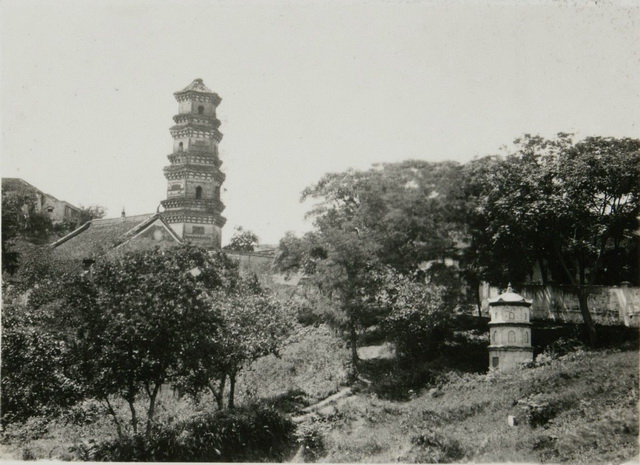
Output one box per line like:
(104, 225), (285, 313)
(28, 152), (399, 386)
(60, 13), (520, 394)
(524, 331), (529, 343)
(508, 331), (516, 343)
(198, 105), (204, 114)
(195, 186), (203, 199)
(178, 142), (183, 152)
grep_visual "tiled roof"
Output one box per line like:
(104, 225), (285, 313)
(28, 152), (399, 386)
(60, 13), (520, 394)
(175, 78), (213, 95)
(488, 290), (532, 306)
(51, 213), (157, 260)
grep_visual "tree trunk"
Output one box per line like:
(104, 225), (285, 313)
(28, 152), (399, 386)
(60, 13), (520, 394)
(554, 243), (598, 348)
(103, 396), (123, 438)
(209, 375), (226, 410)
(577, 288), (598, 347)
(228, 372), (236, 409)
(474, 281), (482, 317)
(538, 258), (548, 285)
(349, 317), (359, 376)
(145, 383), (161, 438)
(127, 398), (138, 435)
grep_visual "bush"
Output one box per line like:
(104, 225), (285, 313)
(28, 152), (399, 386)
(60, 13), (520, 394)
(383, 282), (454, 363)
(296, 421), (327, 462)
(359, 357), (452, 401)
(518, 393), (578, 428)
(84, 405), (297, 462)
(257, 389), (310, 414)
(410, 430), (466, 463)
(542, 336), (586, 359)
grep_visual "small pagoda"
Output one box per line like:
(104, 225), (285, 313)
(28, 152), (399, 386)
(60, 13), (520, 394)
(488, 285), (533, 371)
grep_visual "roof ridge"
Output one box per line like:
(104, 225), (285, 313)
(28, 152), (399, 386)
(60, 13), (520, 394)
(50, 221), (92, 248)
(93, 213), (155, 224)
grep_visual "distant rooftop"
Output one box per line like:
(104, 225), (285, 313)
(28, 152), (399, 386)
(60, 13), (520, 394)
(51, 213), (159, 260)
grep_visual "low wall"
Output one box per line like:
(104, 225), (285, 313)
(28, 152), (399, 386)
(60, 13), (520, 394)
(481, 283), (640, 327)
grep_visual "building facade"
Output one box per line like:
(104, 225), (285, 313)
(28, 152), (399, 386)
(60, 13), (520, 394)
(161, 79), (226, 248)
(2, 178), (82, 225)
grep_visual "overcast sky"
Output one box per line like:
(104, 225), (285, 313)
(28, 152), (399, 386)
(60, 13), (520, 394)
(2, 0), (639, 245)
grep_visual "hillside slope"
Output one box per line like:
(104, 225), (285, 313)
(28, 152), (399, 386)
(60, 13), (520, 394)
(308, 348), (638, 463)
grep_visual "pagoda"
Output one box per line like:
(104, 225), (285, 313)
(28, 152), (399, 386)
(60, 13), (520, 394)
(161, 79), (226, 247)
(488, 285), (534, 371)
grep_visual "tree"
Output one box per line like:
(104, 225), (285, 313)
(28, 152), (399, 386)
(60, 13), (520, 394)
(377, 270), (454, 363)
(200, 280), (293, 409)
(1, 192), (54, 274)
(22, 245), (239, 437)
(276, 161), (465, 373)
(78, 205), (107, 224)
(462, 134), (640, 346)
(1, 296), (86, 424)
(224, 226), (260, 252)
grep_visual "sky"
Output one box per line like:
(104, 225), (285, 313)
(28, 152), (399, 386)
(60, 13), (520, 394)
(2, 0), (639, 245)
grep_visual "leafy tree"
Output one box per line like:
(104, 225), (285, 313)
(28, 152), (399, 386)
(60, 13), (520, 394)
(1, 297), (85, 424)
(1, 193), (25, 274)
(462, 134), (640, 346)
(299, 161), (464, 273)
(224, 226), (260, 252)
(276, 161), (465, 372)
(1, 192), (54, 274)
(377, 270), (454, 363)
(276, 228), (384, 374)
(22, 245), (239, 437)
(77, 205), (107, 224)
(194, 280), (293, 409)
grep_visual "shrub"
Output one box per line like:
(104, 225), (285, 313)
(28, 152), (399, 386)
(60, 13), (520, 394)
(543, 336), (586, 359)
(257, 388), (310, 414)
(296, 421), (327, 462)
(518, 394), (578, 428)
(360, 358), (446, 401)
(84, 405), (297, 462)
(410, 430), (466, 463)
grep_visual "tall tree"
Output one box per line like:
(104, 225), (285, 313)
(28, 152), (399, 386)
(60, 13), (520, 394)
(276, 161), (465, 372)
(462, 134), (640, 346)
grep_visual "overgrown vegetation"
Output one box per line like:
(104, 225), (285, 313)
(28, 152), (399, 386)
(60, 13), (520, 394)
(305, 348), (639, 463)
(1, 245), (299, 460)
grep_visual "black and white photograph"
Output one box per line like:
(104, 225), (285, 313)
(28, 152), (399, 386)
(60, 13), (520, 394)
(1, 0), (639, 462)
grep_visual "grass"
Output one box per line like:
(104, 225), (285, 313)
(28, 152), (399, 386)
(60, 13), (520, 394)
(307, 347), (639, 463)
(237, 324), (350, 409)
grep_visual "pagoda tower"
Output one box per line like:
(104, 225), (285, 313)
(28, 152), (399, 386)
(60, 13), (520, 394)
(161, 79), (226, 247)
